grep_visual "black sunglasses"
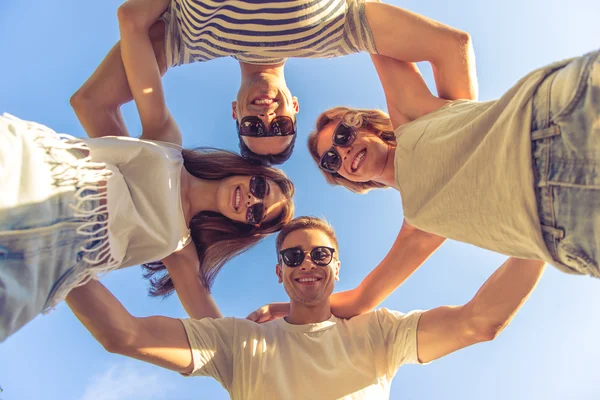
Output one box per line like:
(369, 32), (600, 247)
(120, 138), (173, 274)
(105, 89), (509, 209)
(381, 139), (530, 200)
(237, 116), (296, 137)
(246, 175), (269, 226)
(279, 246), (336, 267)
(318, 122), (357, 173)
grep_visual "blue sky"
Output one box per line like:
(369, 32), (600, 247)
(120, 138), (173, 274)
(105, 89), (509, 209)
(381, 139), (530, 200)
(1, 0), (600, 399)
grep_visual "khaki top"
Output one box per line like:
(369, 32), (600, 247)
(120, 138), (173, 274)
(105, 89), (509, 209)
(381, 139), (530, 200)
(394, 58), (573, 269)
(181, 308), (424, 399)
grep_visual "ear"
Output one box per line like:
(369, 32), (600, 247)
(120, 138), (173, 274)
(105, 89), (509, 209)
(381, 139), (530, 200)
(333, 260), (341, 281)
(231, 101), (238, 120)
(276, 264), (283, 283)
(292, 96), (299, 114)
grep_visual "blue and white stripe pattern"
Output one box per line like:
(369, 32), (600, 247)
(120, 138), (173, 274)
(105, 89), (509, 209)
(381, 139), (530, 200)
(161, 0), (379, 67)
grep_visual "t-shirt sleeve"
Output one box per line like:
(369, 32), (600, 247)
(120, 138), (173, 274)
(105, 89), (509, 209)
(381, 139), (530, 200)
(376, 308), (426, 376)
(179, 317), (236, 389)
(343, 0), (381, 54)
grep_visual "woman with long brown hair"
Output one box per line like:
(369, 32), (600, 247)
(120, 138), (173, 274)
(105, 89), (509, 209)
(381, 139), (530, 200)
(302, 51), (600, 318)
(0, 0), (295, 342)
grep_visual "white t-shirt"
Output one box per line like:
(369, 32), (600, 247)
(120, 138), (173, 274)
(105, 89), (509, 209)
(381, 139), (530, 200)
(84, 136), (191, 268)
(181, 308), (424, 400)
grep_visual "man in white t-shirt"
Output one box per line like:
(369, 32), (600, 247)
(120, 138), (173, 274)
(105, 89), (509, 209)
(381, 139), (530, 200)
(67, 216), (545, 400)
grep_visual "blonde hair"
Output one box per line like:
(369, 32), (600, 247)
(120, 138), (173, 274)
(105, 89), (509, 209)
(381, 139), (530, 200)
(307, 106), (396, 193)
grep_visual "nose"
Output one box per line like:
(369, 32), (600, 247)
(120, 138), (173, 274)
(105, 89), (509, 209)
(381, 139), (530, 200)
(257, 113), (275, 126)
(246, 193), (262, 206)
(298, 255), (317, 271)
(342, 147), (352, 162)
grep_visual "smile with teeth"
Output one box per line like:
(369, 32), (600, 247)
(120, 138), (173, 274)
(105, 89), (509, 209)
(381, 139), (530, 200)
(234, 186), (241, 211)
(252, 98), (274, 105)
(296, 277), (321, 283)
(351, 149), (366, 171)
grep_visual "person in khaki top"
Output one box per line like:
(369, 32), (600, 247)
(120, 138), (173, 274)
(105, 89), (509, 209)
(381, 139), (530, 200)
(67, 216), (545, 399)
(308, 49), (600, 315)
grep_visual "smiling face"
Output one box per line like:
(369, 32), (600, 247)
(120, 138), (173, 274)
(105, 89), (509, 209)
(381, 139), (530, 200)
(232, 73), (299, 156)
(315, 121), (391, 183)
(276, 228), (340, 306)
(216, 175), (287, 226)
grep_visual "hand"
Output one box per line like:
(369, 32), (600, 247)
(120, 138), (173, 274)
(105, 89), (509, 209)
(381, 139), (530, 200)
(246, 302), (290, 323)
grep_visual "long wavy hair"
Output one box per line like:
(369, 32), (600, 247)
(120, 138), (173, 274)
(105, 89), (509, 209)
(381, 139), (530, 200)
(307, 107), (396, 194)
(143, 148), (295, 297)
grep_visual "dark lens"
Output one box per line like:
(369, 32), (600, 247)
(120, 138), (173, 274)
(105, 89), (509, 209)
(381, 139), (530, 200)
(310, 247), (333, 266)
(272, 117), (295, 136)
(333, 124), (355, 146)
(320, 149), (341, 172)
(240, 118), (265, 136)
(282, 248), (305, 267)
(249, 176), (267, 199)
(246, 203), (264, 225)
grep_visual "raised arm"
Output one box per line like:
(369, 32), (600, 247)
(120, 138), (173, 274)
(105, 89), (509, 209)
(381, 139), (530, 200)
(162, 244), (223, 320)
(71, 18), (168, 138)
(246, 222), (445, 322)
(416, 257), (546, 363)
(117, 0), (181, 145)
(330, 221), (445, 318)
(370, 55), (451, 128)
(66, 280), (194, 374)
(365, 2), (478, 101)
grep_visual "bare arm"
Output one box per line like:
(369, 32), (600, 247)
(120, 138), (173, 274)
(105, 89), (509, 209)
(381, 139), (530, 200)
(370, 54), (450, 128)
(118, 0), (181, 145)
(416, 258), (546, 363)
(71, 21), (168, 138)
(66, 280), (194, 374)
(330, 221), (445, 318)
(162, 244), (222, 320)
(247, 222), (445, 322)
(365, 2), (478, 101)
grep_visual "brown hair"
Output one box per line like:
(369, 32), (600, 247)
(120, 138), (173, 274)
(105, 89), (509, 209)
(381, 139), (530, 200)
(143, 148), (295, 297)
(275, 216), (339, 259)
(307, 106), (396, 194)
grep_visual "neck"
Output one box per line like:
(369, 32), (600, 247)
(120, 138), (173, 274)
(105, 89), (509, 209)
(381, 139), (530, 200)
(286, 299), (332, 325)
(374, 144), (398, 189)
(239, 61), (286, 81)
(181, 169), (222, 224)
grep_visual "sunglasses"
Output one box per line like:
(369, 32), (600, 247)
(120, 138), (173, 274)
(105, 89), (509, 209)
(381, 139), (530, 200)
(279, 246), (336, 267)
(318, 122), (357, 173)
(237, 116), (296, 137)
(246, 175), (269, 226)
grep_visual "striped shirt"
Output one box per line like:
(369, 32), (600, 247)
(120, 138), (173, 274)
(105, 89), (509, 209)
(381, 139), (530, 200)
(161, 0), (379, 67)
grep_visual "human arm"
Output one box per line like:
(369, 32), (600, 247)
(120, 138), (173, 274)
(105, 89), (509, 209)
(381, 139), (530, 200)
(66, 279), (194, 374)
(246, 221), (444, 322)
(370, 54), (451, 128)
(365, 2), (478, 101)
(70, 20), (168, 138)
(330, 221), (445, 318)
(415, 257), (545, 363)
(162, 244), (223, 320)
(117, 0), (182, 145)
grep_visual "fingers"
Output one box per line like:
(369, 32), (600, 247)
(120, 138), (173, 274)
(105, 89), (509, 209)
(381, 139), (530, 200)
(246, 311), (259, 322)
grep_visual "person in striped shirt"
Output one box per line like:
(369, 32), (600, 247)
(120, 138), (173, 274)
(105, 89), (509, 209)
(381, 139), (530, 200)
(71, 0), (477, 165)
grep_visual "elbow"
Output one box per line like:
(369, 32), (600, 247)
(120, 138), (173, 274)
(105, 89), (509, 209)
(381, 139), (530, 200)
(463, 317), (507, 345)
(470, 322), (505, 343)
(454, 30), (472, 51)
(98, 330), (138, 356)
(117, 3), (150, 33)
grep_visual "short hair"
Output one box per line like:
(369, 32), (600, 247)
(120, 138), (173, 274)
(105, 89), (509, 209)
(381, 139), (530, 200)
(307, 106), (396, 193)
(238, 133), (297, 166)
(275, 216), (339, 259)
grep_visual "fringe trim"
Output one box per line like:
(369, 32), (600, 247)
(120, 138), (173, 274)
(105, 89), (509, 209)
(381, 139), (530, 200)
(2, 114), (122, 312)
